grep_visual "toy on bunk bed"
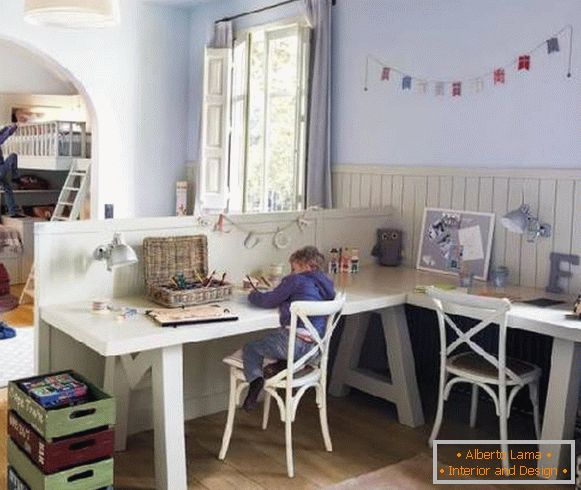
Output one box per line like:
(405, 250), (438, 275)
(143, 235), (233, 308)
(573, 295), (581, 319)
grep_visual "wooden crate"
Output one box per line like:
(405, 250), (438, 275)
(8, 370), (115, 441)
(8, 467), (30, 490)
(143, 235), (232, 307)
(8, 440), (113, 490)
(8, 411), (114, 474)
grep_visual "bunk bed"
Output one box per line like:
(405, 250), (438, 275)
(0, 121), (92, 284)
(2, 120), (91, 170)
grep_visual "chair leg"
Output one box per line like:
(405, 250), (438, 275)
(499, 386), (509, 470)
(318, 387), (333, 452)
(469, 385), (479, 428)
(285, 412), (295, 478)
(262, 392), (271, 430)
(529, 381), (541, 440)
(219, 370), (238, 460)
(429, 379), (446, 447)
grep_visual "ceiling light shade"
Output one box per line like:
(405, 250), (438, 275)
(24, 0), (120, 28)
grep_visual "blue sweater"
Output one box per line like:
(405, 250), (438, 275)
(248, 270), (335, 336)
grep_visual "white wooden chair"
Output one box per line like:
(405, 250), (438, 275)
(426, 287), (541, 462)
(218, 293), (346, 478)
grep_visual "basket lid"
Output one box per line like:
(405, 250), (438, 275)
(143, 235), (208, 286)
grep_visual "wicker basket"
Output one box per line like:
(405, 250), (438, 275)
(143, 235), (232, 308)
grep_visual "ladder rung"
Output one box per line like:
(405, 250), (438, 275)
(69, 172), (87, 176)
(57, 202), (74, 206)
(52, 217), (68, 221)
(63, 187), (81, 191)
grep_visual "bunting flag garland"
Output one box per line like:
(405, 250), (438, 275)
(363, 24), (573, 97)
(517, 55), (531, 71)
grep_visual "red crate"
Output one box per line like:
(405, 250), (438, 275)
(8, 410), (114, 474)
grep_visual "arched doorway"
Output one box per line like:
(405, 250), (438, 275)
(0, 36), (98, 386)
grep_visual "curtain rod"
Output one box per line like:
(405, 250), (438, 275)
(215, 0), (336, 24)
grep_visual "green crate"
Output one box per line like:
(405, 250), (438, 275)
(8, 370), (115, 441)
(8, 439), (113, 490)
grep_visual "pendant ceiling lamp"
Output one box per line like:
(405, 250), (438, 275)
(24, 0), (120, 28)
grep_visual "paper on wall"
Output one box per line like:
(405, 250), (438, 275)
(458, 226), (484, 261)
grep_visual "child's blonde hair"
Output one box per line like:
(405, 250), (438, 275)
(289, 246), (325, 270)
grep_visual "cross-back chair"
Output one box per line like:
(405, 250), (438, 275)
(219, 293), (346, 478)
(426, 287), (541, 464)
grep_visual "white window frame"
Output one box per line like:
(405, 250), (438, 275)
(229, 19), (311, 214)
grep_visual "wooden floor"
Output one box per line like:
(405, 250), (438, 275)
(2, 285), (33, 327)
(0, 386), (561, 489)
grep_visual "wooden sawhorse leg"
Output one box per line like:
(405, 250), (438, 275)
(329, 306), (424, 428)
(538, 339), (581, 478)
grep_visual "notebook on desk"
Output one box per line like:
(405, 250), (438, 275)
(146, 304), (238, 327)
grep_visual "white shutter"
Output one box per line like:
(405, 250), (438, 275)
(199, 47), (232, 211)
(228, 36), (249, 213)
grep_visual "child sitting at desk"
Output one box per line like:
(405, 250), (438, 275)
(242, 246), (335, 411)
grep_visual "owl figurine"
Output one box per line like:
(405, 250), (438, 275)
(371, 228), (403, 267)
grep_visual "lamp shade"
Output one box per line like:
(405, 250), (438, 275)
(501, 205), (530, 234)
(24, 0), (120, 28)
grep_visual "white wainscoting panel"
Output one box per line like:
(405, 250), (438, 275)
(333, 165), (581, 293)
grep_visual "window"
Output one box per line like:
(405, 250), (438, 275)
(199, 21), (310, 214)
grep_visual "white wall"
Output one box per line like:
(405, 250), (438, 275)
(0, 42), (75, 95)
(187, 0), (581, 169)
(0, 0), (191, 218)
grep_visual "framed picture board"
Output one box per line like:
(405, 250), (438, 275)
(416, 208), (495, 281)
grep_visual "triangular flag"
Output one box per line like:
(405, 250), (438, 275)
(416, 80), (428, 94)
(402, 76), (412, 90)
(518, 55), (531, 71)
(452, 82), (462, 96)
(493, 68), (505, 85)
(472, 79), (484, 93)
(435, 82), (445, 96)
(547, 37), (560, 54)
(381, 67), (390, 81)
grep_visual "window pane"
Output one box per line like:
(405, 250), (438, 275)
(243, 25), (307, 213)
(245, 31), (266, 212)
(266, 31), (298, 212)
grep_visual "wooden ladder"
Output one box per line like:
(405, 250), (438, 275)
(19, 160), (91, 304)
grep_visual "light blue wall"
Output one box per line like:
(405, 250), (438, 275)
(188, 0), (581, 168)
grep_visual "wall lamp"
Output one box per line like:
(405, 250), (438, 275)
(93, 232), (138, 271)
(501, 204), (551, 243)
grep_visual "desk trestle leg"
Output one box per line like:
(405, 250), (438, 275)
(330, 306), (425, 428)
(538, 339), (581, 477)
(152, 345), (187, 490)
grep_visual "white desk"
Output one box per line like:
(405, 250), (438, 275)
(39, 267), (581, 489)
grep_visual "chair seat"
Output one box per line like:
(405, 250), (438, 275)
(223, 349), (320, 387)
(223, 349), (276, 370)
(447, 352), (541, 385)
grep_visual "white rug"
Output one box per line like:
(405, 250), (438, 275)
(0, 327), (34, 388)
